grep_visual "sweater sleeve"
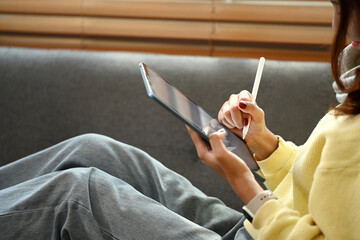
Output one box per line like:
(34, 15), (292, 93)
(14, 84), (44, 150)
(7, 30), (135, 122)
(251, 165), (360, 240)
(257, 136), (298, 191)
(249, 112), (360, 239)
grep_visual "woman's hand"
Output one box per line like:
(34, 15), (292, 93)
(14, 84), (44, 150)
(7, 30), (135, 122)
(218, 90), (278, 160)
(186, 126), (263, 204)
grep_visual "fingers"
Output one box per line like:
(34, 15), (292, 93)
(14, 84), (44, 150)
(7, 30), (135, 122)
(238, 90), (252, 102)
(238, 100), (265, 123)
(237, 90), (265, 124)
(218, 90), (252, 129)
(229, 94), (243, 129)
(218, 102), (233, 129)
(219, 95), (243, 129)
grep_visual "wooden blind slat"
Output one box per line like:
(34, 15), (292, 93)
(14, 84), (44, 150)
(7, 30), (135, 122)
(84, 18), (212, 40)
(0, 34), (82, 48)
(213, 45), (330, 62)
(214, 3), (332, 24)
(214, 23), (333, 45)
(83, 37), (210, 56)
(0, 33), (210, 55)
(85, 1), (212, 20)
(0, 14), (82, 35)
(0, 0), (83, 15)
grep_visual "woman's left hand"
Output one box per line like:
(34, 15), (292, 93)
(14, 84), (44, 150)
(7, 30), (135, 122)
(186, 126), (264, 204)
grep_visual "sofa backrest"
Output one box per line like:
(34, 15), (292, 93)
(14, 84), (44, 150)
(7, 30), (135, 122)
(0, 47), (337, 210)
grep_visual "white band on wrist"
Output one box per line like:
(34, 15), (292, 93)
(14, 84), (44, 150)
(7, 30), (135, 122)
(242, 190), (277, 222)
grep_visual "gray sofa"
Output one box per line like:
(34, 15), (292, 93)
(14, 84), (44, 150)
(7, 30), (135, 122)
(0, 47), (337, 211)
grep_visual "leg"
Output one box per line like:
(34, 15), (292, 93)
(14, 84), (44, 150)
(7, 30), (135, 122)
(0, 134), (243, 237)
(0, 168), (222, 239)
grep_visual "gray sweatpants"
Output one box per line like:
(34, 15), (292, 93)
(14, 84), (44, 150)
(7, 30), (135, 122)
(0, 134), (253, 239)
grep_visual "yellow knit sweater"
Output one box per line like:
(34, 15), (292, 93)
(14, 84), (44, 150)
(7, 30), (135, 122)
(244, 111), (360, 239)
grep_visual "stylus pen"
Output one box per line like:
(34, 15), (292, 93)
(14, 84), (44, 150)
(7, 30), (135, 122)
(242, 57), (265, 139)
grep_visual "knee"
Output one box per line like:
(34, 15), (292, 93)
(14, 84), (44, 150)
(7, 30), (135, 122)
(69, 134), (122, 155)
(71, 133), (119, 158)
(71, 133), (142, 158)
(52, 134), (120, 170)
(65, 133), (144, 165)
(61, 133), (152, 170)
(73, 133), (112, 148)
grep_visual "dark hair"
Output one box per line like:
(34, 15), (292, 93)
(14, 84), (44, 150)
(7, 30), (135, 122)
(331, 0), (360, 115)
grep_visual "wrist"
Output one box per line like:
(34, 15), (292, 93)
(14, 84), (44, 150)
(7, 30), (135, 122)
(231, 173), (264, 204)
(248, 128), (278, 160)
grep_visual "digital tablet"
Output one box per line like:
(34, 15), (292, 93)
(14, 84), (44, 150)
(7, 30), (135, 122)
(139, 63), (259, 171)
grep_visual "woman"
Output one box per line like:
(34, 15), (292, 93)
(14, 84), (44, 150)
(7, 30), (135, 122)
(0, 0), (359, 239)
(188, 0), (360, 239)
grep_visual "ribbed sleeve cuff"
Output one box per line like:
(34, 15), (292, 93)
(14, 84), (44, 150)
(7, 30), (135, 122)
(256, 136), (297, 175)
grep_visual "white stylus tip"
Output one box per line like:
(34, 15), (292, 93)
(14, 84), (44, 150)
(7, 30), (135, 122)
(243, 125), (249, 140)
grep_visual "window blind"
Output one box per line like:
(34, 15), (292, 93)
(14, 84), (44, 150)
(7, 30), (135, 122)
(0, 0), (333, 61)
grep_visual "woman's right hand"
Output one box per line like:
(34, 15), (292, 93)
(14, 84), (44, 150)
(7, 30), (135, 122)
(218, 90), (278, 160)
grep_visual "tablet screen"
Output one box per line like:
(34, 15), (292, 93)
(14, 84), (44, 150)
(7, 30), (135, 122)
(139, 63), (258, 171)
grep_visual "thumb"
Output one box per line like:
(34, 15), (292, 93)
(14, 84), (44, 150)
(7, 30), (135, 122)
(209, 129), (228, 158)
